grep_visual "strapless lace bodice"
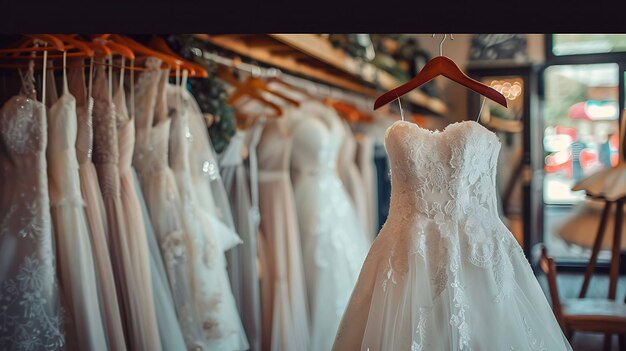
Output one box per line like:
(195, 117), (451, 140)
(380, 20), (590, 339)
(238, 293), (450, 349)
(385, 120), (501, 225)
(382, 120), (520, 304)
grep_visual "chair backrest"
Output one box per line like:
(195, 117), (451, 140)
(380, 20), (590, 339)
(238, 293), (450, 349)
(540, 246), (566, 330)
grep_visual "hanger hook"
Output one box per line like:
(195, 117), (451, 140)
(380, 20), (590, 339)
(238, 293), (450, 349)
(439, 34), (447, 56)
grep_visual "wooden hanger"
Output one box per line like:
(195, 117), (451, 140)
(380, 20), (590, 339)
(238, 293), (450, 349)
(266, 75), (321, 102)
(147, 36), (208, 78)
(106, 34), (183, 71)
(0, 35), (94, 69)
(0, 35), (65, 55)
(374, 35), (507, 110)
(218, 66), (282, 117)
(244, 76), (300, 107)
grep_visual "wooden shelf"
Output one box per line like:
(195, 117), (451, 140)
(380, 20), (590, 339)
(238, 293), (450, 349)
(195, 34), (448, 115)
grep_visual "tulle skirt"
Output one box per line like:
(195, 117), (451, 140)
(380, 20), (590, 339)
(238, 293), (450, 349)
(333, 217), (573, 351)
(78, 163), (127, 350)
(258, 174), (310, 351)
(293, 173), (369, 351)
(131, 169), (187, 351)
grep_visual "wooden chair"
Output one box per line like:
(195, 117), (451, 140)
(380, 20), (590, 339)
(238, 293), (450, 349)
(540, 246), (626, 350)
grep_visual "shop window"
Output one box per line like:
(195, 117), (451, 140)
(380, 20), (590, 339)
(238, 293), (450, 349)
(542, 38), (626, 263)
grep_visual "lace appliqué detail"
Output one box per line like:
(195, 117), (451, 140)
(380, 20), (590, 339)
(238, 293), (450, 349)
(411, 307), (430, 351)
(0, 97), (44, 156)
(0, 254), (66, 351)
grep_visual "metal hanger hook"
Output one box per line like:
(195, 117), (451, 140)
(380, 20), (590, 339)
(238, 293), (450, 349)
(433, 34), (454, 56)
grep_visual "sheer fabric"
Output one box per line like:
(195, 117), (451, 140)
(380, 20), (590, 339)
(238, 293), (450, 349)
(290, 101), (369, 351)
(256, 113), (310, 351)
(0, 62), (65, 351)
(333, 120), (572, 351)
(133, 58), (208, 349)
(45, 63), (108, 350)
(166, 82), (248, 350)
(114, 82), (163, 351)
(131, 169), (187, 350)
(68, 61), (128, 351)
(93, 63), (146, 349)
(220, 130), (262, 351)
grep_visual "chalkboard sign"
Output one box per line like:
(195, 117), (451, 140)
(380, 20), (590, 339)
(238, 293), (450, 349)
(469, 34), (528, 61)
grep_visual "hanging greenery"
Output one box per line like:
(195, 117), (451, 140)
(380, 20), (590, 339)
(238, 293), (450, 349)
(165, 34), (236, 154)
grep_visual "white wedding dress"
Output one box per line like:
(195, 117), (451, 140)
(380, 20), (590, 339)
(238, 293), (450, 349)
(291, 101), (369, 351)
(333, 120), (572, 351)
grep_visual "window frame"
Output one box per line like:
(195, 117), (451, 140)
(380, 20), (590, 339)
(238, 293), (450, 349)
(540, 34), (626, 268)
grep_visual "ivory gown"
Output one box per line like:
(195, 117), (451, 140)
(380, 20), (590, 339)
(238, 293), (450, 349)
(93, 63), (147, 350)
(220, 130), (262, 351)
(68, 61), (127, 351)
(333, 120), (572, 351)
(45, 62), (108, 351)
(133, 58), (208, 349)
(256, 110), (310, 351)
(166, 81), (248, 350)
(290, 101), (368, 351)
(0, 60), (65, 351)
(114, 75), (163, 351)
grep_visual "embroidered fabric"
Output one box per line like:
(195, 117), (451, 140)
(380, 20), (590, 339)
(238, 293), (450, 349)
(290, 100), (369, 351)
(332, 120), (572, 351)
(0, 64), (65, 350)
(133, 61), (208, 350)
(166, 82), (248, 351)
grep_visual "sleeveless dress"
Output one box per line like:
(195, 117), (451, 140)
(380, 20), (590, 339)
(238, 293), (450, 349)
(332, 120), (573, 351)
(257, 113), (310, 351)
(68, 61), (127, 351)
(290, 101), (369, 351)
(219, 130), (262, 351)
(166, 82), (248, 350)
(0, 63), (65, 351)
(45, 63), (108, 350)
(133, 60), (206, 349)
(114, 82), (163, 351)
(93, 63), (148, 350)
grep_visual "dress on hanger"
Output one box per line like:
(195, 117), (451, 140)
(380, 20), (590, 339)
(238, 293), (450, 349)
(332, 120), (572, 351)
(166, 82), (248, 351)
(114, 77), (163, 351)
(0, 61), (65, 351)
(355, 134), (378, 239)
(112, 69), (186, 351)
(133, 58), (207, 349)
(255, 111), (310, 351)
(219, 130), (262, 351)
(93, 63), (144, 349)
(290, 101), (369, 351)
(337, 119), (371, 244)
(45, 61), (108, 351)
(69, 61), (128, 351)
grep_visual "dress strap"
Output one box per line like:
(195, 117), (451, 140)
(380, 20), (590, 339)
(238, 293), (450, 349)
(129, 59), (135, 119)
(45, 59), (58, 108)
(61, 50), (68, 95)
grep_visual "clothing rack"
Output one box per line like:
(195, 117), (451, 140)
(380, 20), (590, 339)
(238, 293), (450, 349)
(194, 34), (448, 115)
(197, 48), (377, 111)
